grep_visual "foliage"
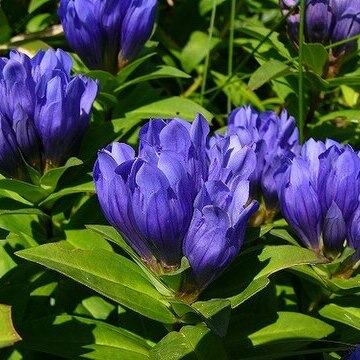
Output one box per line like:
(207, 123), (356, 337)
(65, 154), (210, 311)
(0, 0), (360, 359)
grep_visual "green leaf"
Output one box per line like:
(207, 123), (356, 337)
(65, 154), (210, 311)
(211, 71), (265, 110)
(16, 244), (177, 324)
(328, 76), (360, 87)
(28, 0), (50, 13)
(40, 157), (83, 191)
(199, 0), (226, 15)
(87, 225), (173, 297)
(248, 59), (292, 90)
(26, 13), (52, 33)
(204, 245), (326, 308)
(21, 315), (150, 359)
(0, 305), (21, 349)
(181, 31), (220, 72)
(86, 71), (118, 92)
(117, 53), (157, 84)
(79, 116), (144, 161)
(192, 299), (232, 338)
(238, 25), (293, 62)
(115, 66), (190, 93)
(124, 97), (213, 122)
(150, 325), (228, 360)
(64, 229), (113, 251)
(319, 300), (360, 330)
(226, 312), (334, 356)
(317, 110), (360, 126)
(303, 43), (329, 75)
(0, 8), (11, 43)
(0, 179), (49, 204)
(39, 181), (95, 209)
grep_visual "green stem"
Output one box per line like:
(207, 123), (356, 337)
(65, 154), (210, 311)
(227, 0), (236, 114)
(298, 0), (305, 143)
(208, 4), (296, 103)
(200, 0), (217, 106)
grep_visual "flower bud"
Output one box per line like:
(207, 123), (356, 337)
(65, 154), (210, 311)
(276, 139), (360, 265)
(94, 116), (209, 271)
(0, 49), (98, 179)
(58, 0), (158, 73)
(183, 141), (258, 288)
(280, 0), (360, 59)
(227, 106), (299, 211)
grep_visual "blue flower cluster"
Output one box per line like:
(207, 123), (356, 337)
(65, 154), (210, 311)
(94, 104), (360, 288)
(0, 49), (98, 180)
(58, 0), (158, 73)
(277, 139), (360, 267)
(94, 114), (259, 289)
(280, 0), (360, 58)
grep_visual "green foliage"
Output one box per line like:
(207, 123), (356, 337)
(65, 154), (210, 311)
(1, 0), (360, 359)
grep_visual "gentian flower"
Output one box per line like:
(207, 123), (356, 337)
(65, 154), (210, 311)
(280, 0), (360, 58)
(93, 116), (209, 271)
(58, 0), (158, 73)
(94, 114), (258, 292)
(183, 136), (258, 289)
(276, 139), (360, 270)
(0, 49), (98, 180)
(227, 105), (299, 212)
(344, 345), (360, 360)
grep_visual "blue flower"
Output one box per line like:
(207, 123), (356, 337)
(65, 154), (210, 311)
(227, 105), (299, 211)
(0, 49), (98, 179)
(344, 345), (360, 360)
(276, 139), (360, 264)
(94, 114), (259, 289)
(58, 0), (158, 73)
(183, 138), (258, 288)
(94, 116), (209, 271)
(280, 0), (360, 58)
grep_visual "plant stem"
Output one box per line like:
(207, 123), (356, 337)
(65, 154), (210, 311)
(200, 0), (217, 106)
(298, 0), (305, 143)
(227, 0), (236, 114)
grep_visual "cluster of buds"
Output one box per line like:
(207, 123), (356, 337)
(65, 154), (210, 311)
(94, 114), (259, 291)
(280, 0), (360, 63)
(276, 139), (360, 276)
(58, 0), (158, 73)
(0, 49), (98, 180)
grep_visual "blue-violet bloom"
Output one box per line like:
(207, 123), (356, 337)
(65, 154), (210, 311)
(276, 138), (360, 266)
(343, 345), (360, 360)
(0, 49), (98, 179)
(227, 105), (299, 211)
(280, 0), (360, 58)
(184, 136), (258, 288)
(58, 0), (158, 73)
(93, 116), (209, 271)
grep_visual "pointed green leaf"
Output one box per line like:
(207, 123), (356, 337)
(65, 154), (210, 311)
(124, 96), (213, 122)
(204, 245), (326, 308)
(319, 301), (360, 330)
(151, 325), (228, 360)
(248, 60), (292, 90)
(21, 315), (150, 359)
(227, 312), (334, 356)
(0, 305), (22, 349)
(16, 244), (177, 324)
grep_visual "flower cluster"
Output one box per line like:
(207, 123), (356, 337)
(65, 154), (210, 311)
(225, 106), (299, 214)
(0, 49), (98, 180)
(276, 139), (360, 272)
(280, 0), (360, 58)
(58, 0), (158, 73)
(94, 114), (259, 290)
